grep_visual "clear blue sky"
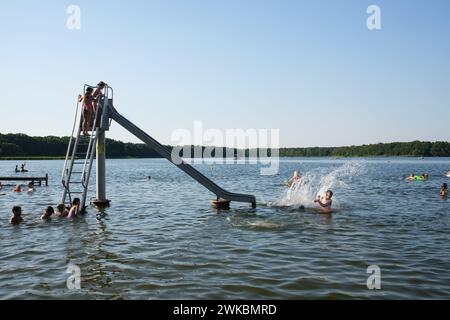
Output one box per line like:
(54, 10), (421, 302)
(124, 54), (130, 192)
(1, 0), (449, 147)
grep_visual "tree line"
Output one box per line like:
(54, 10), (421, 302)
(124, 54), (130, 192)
(1, 133), (450, 158)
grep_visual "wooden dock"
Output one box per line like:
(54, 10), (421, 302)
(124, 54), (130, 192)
(0, 174), (49, 186)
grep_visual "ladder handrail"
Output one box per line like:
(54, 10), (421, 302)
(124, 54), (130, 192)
(61, 99), (82, 184)
(61, 84), (107, 207)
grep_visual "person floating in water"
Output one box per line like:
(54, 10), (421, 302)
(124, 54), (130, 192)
(287, 171), (301, 187)
(13, 184), (22, 192)
(421, 173), (429, 180)
(314, 190), (333, 213)
(41, 206), (54, 221)
(407, 173), (416, 181)
(20, 163), (26, 172)
(15, 165), (19, 173)
(440, 183), (448, 198)
(55, 204), (69, 218)
(407, 172), (429, 181)
(10, 206), (23, 225)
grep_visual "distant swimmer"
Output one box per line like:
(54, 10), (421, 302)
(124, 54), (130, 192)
(407, 173), (416, 181)
(440, 183), (448, 198)
(314, 190), (333, 213)
(27, 182), (35, 193)
(41, 206), (54, 221)
(10, 206), (23, 225)
(15, 165), (19, 173)
(407, 173), (428, 181)
(287, 171), (301, 187)
(13, 184), (22, 192)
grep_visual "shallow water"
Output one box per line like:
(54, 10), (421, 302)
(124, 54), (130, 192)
(0, 157), (449, 299)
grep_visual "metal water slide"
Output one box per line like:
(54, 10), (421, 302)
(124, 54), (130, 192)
(107, 103), (257, 208)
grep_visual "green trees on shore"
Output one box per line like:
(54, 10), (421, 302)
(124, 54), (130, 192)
(1, 133), (449, 158)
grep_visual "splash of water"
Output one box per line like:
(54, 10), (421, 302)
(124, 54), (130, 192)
(272, 161), (366, 209)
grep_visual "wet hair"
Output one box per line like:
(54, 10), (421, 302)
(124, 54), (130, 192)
(86, 87), (94, 93)
(46, 206), (55, 214)
(57, 204), (65, 212)
(72, 198), (80, 206)
(12, 206), (22, 214)
(97, 81), (106, 87)
(326, 190), (333, 197)
(442, 183), (448, 190)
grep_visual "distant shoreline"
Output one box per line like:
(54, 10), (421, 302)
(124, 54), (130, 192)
(1, 133), (450, 159)
(1, 155), (450, 161)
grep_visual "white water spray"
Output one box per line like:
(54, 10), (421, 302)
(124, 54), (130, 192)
(272, 161), (366, 209)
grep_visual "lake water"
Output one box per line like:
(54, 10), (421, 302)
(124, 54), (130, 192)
(0, 158), (449, 299)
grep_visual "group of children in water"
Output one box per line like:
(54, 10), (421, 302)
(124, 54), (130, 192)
(0, 181), (35, 193)
(407, 172), (430, 181)
(287, 170), (334, 213)
(14, 163), (27, 173)
(8, 198), (82, 225)
(406, 172), (448, 198)
(286, 169), (449, 213)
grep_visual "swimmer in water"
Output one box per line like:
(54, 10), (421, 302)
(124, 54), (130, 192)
(440, 183), (448, 198)
(287, 171), (301, 187)
(68, 198), (81, 219)
(27, 182), (35, 193)
(41, 206), (54, 221)
(13, 184), (22, 192)
(407, 173), (416, 181)
(10, 206), (23, 225)
(55, 204), (69, 218)
(314, 190), (333, 213)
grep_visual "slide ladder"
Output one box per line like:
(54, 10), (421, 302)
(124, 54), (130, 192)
(61, 87), (104, 209)
(108, 103), (256, 207)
